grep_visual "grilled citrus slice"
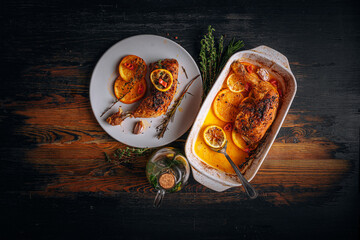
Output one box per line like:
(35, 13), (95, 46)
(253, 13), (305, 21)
(150, 69), (173, 92)
(119, 55), (147, 82)
(227, 73), (246, 93)
(114, 75), (147, 104)
(203, 125), (226, 149)
(231, 128), (250, 152)
(213, 89), (244, 122)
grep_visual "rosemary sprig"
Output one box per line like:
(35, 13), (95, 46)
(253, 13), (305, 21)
(100, 78), (135, 117)
(216, 35), (224, 74)
(199, 25), (244, 99)
(181, 66), (188, 79)
(100, 98), (120, 118)
(217, 38), (245, 76)
(157, 74), (200, 139)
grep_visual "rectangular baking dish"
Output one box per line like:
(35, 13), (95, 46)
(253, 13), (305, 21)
(185, 45), (297, 192)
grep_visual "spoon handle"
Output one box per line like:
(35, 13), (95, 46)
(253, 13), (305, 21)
(223, 152), (258, 199)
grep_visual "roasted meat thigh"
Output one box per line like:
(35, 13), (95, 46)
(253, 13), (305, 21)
(132, 59), (179, 118)
(232, 61), (279, 149)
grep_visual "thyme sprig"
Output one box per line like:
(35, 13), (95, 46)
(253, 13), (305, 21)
(157, 74), (200, 139)
(199, 25), (244, 99)
(114, 147), (151, 161)
(102, 147), (154, 170)
(199, 25), (215, 97)
(90, 148), (152, 176)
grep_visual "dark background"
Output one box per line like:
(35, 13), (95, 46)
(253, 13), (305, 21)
(1, 0), (359, 239)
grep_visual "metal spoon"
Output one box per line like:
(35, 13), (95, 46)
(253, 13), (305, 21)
(211, 141), (258, 199)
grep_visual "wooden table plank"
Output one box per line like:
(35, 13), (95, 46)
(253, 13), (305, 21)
(0, 0), (359, 239)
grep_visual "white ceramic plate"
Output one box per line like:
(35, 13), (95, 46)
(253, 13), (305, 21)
(90, 35), (203, 148)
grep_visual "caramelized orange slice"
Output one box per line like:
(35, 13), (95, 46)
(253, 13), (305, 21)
(227, 73), (246, 93)
(213, 89), (244, 122)
(114, 75), (147, 104)
(231, 128), (250, 152)
(119, 55), (147, 82)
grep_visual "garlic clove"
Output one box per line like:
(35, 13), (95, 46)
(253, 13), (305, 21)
(133, 120), (145, 134)
(256, 68), (270, 81)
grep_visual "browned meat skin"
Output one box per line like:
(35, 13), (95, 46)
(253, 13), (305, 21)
(232, 61), (279, 149)
(132, 59), (179, 118)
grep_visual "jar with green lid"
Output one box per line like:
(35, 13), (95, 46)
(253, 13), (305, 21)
(146, 147), (190, 207)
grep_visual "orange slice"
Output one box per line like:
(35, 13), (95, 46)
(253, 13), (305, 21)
(227, 73), (246, 93)
(203, 125), (226, 149)
(114, 75), (147, 104)
(119, 55), (147, 82)
(213, 89), (244, 122)
(231, 128), (249, 152)
(150, 69), (173, 92)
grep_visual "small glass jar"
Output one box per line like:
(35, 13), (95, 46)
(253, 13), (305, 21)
(146, 147), (190, 207)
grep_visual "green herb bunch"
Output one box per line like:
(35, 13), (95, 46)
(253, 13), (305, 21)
(199, 25), (245, 99)
(104, 147), (153, 169)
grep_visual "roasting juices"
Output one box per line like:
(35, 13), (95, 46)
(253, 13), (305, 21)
(194, 61), (282, 174)
(194, 100), (249, 174)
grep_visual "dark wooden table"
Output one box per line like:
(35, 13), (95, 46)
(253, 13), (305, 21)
(1, 1), (359, 239)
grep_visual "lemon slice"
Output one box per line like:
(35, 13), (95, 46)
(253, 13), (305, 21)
(150, 69), (173, 92)
(231, 128), (249, 152)
(203, 125), (227, 149)
(227, 73), (246, 93)
(174, 155), (188, 166)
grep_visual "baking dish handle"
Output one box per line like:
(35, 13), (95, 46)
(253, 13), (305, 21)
(251, 45), (290, 70)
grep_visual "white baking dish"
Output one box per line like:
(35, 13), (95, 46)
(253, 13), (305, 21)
(185, 45), (297, 192)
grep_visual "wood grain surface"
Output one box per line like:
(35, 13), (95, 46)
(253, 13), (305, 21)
(0, 0), (359, 239)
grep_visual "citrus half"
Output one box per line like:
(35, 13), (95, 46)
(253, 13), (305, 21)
(213, 89), (244, 122)
(119, 55), (147, 82)
(203, 125), (227, 149)
(114, 75), (147, 104)
(231, 128), (250, 152)
(150, 69), (173, 92)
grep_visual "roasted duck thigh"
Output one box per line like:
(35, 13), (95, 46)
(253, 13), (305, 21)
(132, 59), (179, 118)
